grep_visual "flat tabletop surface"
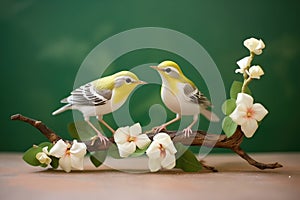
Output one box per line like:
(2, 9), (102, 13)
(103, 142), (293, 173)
(0, 152), (299, 200)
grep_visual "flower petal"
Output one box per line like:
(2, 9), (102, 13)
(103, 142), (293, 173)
(117, 142), (136, 158)
(253, 49), (263, 55)
(59, 154), (72, 172)
(165, 142), (177, 155)
(236, 93), (253, 107)
(114, 126), (130, 144)
(241, 119), (258, 138)
(258, 39), (265, 49)
(243, 38), (265, 55)
(135, 134), (151, 149)
(248, 65), (264, 79)
(153, 133), (177, 154)
(129, 123), (142, 137)
(148, 157), (162, 172)
(236, 56), (250, 70)
(42, 146), (49, 154)
(146, 141), (161, 159)
(70, 140), (87, 157)
(153, 133), (170, 149)
(254, 39), (265, 55)
(161, 151), (176, 170)
(235, 69), (244, 74)
(70, 154), (84, 170)
(36, 152), (52, 165)
(252, 103), (268, 121)
(230, 104), (247, 125)
(49, 139), (67, 158)
(244, 37), (259, 52)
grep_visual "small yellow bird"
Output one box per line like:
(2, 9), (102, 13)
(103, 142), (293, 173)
(52, 71), (146, 143)
(151, 61), (219, 136)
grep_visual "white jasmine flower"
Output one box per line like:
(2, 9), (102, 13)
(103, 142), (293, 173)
(247, 65), (264, 79)
(146, 133), (177, 172)
(36, 146), (52, 165)
(236, 56), (251, 74)
(114, 123), (151, 158)
(230, 93), (268, 138)
(243, 37), (265, 55)
(49, 139), (87, 172)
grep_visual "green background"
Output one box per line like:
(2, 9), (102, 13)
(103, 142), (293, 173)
(1, 0), (299, 152)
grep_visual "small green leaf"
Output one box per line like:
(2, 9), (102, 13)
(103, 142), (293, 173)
(230, 81), (252, 99)
(40, 163), (48, 168)
(23, 146), (43, 166)
(107, 144), (122, 159)
(222, 116), (238, 138)
(130, 144), (150, 157)
(90, 151), (107, 167)
(68, 121), (96, 140)
(50, 156), (59, 169)
(222, 99), (236, 115)
(174, 143), (202, 172)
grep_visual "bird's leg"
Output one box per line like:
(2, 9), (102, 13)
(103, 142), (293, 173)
(85, 117), (109, 145)
(153, 114), (181, 133)
(182, 114), (198, 137)
(97, 115), (115, 134)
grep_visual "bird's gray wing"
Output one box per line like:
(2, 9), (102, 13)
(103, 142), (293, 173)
(183, 83), (212, 107)
(63, 83), (112, 106)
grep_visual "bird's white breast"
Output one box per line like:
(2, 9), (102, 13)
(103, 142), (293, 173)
(161, 82), (200, 116)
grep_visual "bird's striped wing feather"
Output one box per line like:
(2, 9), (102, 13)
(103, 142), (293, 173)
(64, 82), (112, 106)
(183, 83), (211, 107)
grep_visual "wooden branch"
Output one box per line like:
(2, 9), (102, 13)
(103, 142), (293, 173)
(232, 146), (283, 170)
(11, 113), (282, 170)
(11, 114), (61, 142)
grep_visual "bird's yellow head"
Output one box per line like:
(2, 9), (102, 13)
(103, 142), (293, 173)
(113, 71), (145, 86)
(150, 60), (187, 84)
(111, 71), (146, 104)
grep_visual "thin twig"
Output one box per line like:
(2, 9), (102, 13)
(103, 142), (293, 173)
(11, 114), (61, 142)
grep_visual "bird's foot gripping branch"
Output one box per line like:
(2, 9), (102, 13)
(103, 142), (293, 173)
(12, 37), (282, 172)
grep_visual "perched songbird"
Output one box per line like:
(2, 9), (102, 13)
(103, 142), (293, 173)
(151, 61), (219, 136)
(52, 71), (146, 143)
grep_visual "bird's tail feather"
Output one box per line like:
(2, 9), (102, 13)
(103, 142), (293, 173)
(201, 109), (220, 122)
(52, 104), (71, 115)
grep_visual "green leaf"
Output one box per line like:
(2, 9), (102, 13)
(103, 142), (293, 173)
(230, 81), (252, 99)
(68, 121), (96, 140)
(130, 144), (150, 158)
(221, 99), (236, 115)
(50, 156), (59, 169)
(107, 144), (122, 159)
(174, 143), (202, 172)
(222, 116), (238, 138)
(90, 151), (107, 167)
(23, 146), (43, 166)
(40, 163), (48, 168)
(23, 142), (56, 168)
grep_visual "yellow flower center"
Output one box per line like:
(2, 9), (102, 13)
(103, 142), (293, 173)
(65, 142), (72, 156)
(65, 149), (71, 156)
(246, 108), (254, 118)
(127, 136), (136, 142)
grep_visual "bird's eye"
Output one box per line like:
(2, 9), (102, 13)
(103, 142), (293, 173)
(125, 78), (132, 83)
(165, 68), (171, 73)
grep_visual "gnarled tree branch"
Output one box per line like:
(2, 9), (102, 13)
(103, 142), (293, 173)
(11, 113), (282, 170)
